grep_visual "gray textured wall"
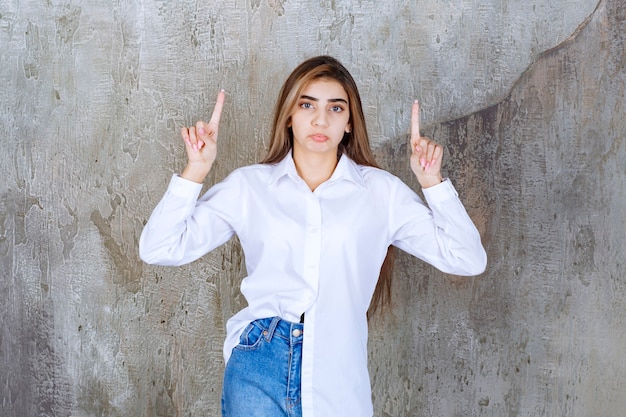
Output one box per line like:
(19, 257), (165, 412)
(1, 0), (624, 416)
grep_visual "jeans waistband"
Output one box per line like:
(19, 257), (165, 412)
(251, 316), (304, 343)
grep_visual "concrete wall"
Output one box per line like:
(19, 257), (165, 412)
(1, 0), (623, 416)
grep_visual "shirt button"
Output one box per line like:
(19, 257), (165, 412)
(292, 329), (302, 337)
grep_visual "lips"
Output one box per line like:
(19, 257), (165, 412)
(310, 134), (329, 142)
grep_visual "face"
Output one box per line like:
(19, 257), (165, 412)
(289, 79), (351, 159)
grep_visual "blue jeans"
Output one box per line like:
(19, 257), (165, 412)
(222, 317), (304, 417)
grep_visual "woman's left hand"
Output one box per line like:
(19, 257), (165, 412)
(410, 101), (443, 188)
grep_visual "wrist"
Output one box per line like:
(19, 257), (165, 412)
(181, 162), (212, 183)
(418, 175), (443, 189)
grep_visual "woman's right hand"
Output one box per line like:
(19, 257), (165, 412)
(180, 90), (225, 183)
(409, 100), (443, 188)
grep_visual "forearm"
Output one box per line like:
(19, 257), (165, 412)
(139, 173), (238, 266)
(139, 176), (203, 265)
(421, 180), (487, 275)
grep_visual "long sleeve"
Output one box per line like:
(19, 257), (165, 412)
(389, 178), (487, 276)
(139, 174), (238, 266)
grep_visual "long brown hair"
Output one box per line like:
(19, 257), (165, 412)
(261, 55), (395, 316)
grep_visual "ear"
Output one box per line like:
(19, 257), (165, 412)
(345, 124), (351, 133)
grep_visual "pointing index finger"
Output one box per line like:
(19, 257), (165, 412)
(209, 89), (225, 126)
(411, 100), (421, 142)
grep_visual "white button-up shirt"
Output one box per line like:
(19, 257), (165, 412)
(139, 153), (486, 416)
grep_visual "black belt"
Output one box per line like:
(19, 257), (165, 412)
(300, 313), (305, 323)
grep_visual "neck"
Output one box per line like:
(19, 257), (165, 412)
(293, 149), (339, 191)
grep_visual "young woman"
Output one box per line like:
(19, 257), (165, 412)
(140, 56), (487, 417)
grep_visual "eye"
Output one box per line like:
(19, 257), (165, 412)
(330, 105), (344, 113)
(300, 102), (313, 109)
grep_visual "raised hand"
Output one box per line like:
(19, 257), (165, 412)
(409, 100), (443, 188)
(180, 90), (225, 183)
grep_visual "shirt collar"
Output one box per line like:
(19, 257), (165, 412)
(268, 152), (366, 189)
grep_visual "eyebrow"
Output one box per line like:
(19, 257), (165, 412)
(300, 94), (348, 104)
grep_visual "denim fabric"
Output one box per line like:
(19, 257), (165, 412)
(222, 317), (304, 417)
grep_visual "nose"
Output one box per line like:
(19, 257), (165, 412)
(313, 109), (328, 127)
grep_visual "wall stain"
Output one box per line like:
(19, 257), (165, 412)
(571, 225), (596, 287)
(77, 379), (112, 416)
(56, 6), (81, 43)
(267, 0), (287, 16)
(59, 202), (79, 261)
(23, 21), (40, 79)
(90, 189), (143, 293)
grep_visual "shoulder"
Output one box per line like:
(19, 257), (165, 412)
(203, 163), (274, 203)
(223, 163), (273, 183)
(350, 162), (421, 203)
(356, 164), (405, 189)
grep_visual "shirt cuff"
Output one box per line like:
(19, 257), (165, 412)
(421, 178), (459, 204)
(166, 174), (203, 198)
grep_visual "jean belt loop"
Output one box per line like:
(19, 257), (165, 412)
(264, 316), (281, 342)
